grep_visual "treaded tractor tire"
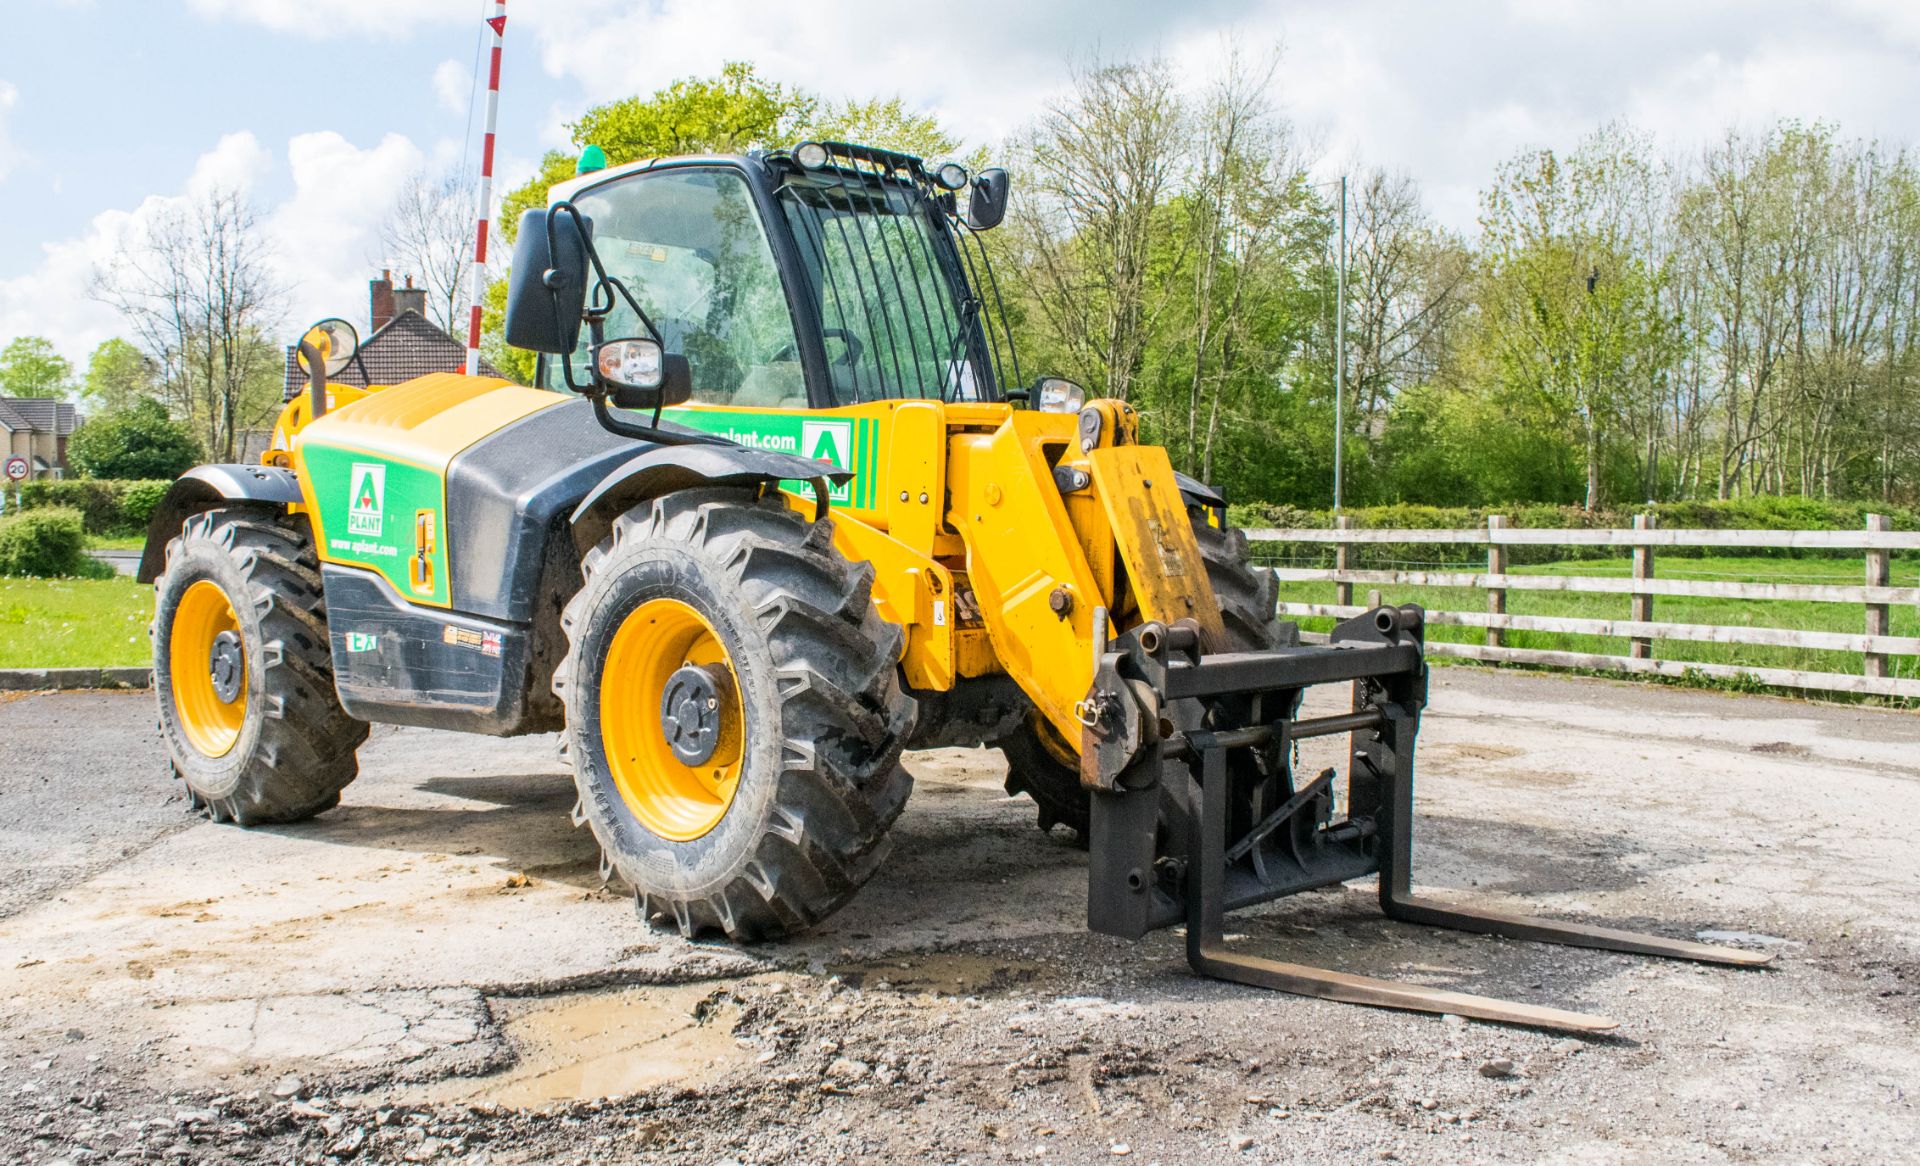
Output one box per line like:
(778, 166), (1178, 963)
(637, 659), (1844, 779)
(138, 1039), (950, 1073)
(555, 487), (916, 941)
(152, 507), (368, 824)
(997, 508), (1295, 841)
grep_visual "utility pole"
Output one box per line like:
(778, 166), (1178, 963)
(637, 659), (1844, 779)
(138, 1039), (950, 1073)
(465, 0), (507, 375)
(1333, 174), (1347, 513)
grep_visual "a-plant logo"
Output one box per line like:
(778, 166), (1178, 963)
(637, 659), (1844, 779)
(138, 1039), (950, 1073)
(348, 462), (385, 537)
(799, 420), (854, 502)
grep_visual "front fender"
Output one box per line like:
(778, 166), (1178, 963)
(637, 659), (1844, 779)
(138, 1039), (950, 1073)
(137, 465), (303, 583)
(569, 444), (852, 549)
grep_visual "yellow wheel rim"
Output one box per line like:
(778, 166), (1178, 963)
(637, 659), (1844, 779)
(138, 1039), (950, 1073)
(169, 580), (247, 758)
(600, 598), (745, 842)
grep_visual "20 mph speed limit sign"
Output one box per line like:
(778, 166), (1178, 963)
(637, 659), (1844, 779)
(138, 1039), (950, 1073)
(3, 456), (27, 482)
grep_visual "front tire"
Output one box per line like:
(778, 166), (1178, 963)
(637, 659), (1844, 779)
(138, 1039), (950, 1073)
(556, 489), (915, 941)
(152, 508), (368, 824)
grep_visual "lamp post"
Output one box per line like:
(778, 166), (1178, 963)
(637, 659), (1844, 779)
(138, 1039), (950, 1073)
(1333, 174), (1347, 513)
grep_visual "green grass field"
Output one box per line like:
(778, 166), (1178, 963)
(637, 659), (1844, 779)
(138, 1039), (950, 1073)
(0, 576), (153, 668)
(0, 549), (1913, 688)
(1257, 550), (1920, 684)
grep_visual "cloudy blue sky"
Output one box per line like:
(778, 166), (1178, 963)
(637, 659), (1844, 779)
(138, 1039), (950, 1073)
(6, 0), (1920, 367)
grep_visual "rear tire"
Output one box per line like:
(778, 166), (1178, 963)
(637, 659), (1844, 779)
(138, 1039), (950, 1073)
(996, 508), (1291, 841)
(556, 488), (916, 941)
(152, 508), (368, 824)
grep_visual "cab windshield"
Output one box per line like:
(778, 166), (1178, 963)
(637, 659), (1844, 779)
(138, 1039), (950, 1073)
(777, 176), (990, 405)
(538, 158), (1016, 409)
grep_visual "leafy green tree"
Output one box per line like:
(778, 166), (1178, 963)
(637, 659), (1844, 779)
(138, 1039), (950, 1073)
(806, 97), (964, 164)
(80, 338), (160, 412)
(0, 336), (75, 399)
(68, 398), (202, 480)
(501, 63), (814, 243)
(480, 276), (535, 387)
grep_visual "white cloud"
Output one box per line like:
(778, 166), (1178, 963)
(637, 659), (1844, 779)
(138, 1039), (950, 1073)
(270, 131), (425, 327)
(1239, 0), (1920, 230)
(433, 58), (471, 115)
(0, 81), (19, 183)
(186, 131), (272, 200)
(186, 0), (474, 37)
(0, 130), (429, 365)
(512, 0), (1239, 150)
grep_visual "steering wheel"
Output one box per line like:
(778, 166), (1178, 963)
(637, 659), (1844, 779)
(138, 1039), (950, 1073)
(772, 328), (863, 367)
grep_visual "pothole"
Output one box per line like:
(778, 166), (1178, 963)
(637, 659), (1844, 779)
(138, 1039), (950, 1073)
(410, 982), (750, 1107)
(830, 950), (1052, 995)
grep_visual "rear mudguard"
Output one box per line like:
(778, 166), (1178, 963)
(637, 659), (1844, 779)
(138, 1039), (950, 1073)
(570, 443), (851, 550)
(137, 464), (305, 583)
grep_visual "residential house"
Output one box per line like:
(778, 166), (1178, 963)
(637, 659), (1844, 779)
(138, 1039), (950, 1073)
(0, 396), (79, 479)
(280, 271), (508, 402)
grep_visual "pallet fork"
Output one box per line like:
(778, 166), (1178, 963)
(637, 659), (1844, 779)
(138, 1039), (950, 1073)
(1080, 605), (1771, 1033)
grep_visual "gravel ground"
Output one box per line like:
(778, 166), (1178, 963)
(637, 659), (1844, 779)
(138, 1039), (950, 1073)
(0, 669), (1916, 1164)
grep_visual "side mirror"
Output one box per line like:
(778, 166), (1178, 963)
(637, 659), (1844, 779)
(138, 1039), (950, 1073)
(504, 207), (592, 355)
(594, 338), (693, 410)
(968, 168), (1010, 230)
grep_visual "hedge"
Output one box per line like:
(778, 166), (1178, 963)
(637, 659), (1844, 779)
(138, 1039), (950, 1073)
(1226, 497), (1918, 568)
(6, 479), (172, 537)
(0, 508), (113, 578)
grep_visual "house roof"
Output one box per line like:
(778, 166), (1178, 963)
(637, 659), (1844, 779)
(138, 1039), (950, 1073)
(0, 397), (78, 435)
(282, 309), (510, 398)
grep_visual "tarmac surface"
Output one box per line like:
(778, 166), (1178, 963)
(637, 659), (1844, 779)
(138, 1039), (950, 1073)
(0, 668), (1916, 1163)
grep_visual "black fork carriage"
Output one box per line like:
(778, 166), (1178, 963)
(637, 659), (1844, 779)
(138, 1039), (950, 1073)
(1078, 605), (1772, 1033)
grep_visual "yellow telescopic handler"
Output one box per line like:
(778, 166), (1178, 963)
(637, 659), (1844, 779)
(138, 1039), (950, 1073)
(140, 141), (1768, 1033)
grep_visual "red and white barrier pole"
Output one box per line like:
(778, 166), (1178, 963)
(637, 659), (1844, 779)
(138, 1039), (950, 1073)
(465, 0), (506, 375)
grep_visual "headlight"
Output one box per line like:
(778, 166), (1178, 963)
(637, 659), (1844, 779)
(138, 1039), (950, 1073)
(595, 338), (663, 390)
(795, 141), (830, 170)
(1035, 377), (1086, 413)
(934, 162), (969, 191)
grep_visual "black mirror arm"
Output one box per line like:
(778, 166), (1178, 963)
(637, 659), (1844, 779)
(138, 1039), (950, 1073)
(591, 394), (732, 449)
(547, 201), (663, 347)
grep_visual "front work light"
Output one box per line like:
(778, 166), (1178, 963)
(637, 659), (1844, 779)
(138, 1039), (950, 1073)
(934, 162), (969, 191)
(1034, 377), (1086, 414)
(795, 142), (830, 170)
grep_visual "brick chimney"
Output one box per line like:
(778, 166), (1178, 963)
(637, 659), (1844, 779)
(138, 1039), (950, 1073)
(370, 269), (395, 332)
(392, 274), (428, 322)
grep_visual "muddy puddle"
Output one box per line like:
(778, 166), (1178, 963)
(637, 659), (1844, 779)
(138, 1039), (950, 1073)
(830, 950), (1052, 995)
(412, 982), (750, 1107)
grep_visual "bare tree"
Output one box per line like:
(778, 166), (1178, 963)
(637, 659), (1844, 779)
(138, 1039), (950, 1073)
(379, 168), (477, 333)
(93, 188), (286, 461)
(1010, 57), (1190, 402)
(1343, 169), (1469, 437)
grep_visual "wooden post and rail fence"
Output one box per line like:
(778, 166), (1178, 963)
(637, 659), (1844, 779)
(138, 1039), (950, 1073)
(1244, 516), (1920, 701)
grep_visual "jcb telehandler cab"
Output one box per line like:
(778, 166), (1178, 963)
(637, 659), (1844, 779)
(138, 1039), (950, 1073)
(142, 141), (1766, 1032)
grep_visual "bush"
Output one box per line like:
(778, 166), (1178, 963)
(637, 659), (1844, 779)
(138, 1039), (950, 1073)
(14, 478), (175, 536)
(1227, 497), (1919, 570)
(1228, 497), (1917, 533)
(0, 508), (111, 578)
(68, 399), (202, 481)
(120, 479), (172, 531)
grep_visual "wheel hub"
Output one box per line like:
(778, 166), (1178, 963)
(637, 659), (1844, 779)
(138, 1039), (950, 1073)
(208, 630), (244, 704)
(659, 662), (729, 765)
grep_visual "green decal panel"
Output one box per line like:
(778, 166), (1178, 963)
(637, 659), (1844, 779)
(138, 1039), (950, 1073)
(302, 444), (450, 607)
(662, 408), (880, 509)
